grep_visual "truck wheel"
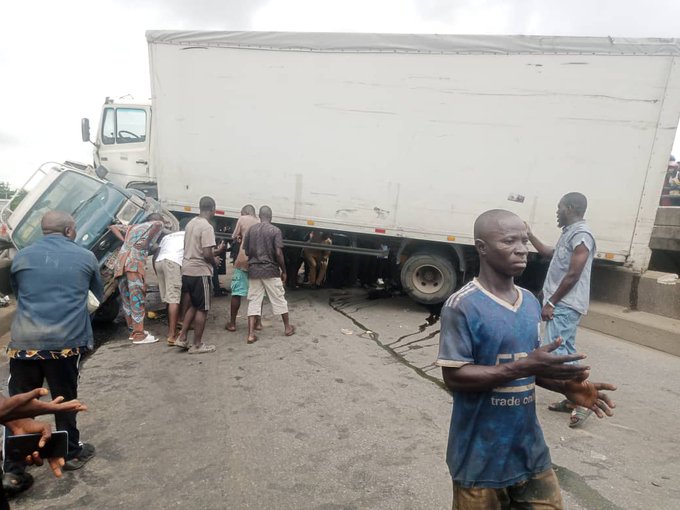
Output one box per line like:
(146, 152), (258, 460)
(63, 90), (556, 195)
(400, 252), (457, 305)
(93, 296), (120, 323)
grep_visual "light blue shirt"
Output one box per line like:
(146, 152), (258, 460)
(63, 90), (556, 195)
(542, 220), (596, 315)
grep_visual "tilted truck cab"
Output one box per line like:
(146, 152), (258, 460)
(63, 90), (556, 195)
(0, 162), (178, 321)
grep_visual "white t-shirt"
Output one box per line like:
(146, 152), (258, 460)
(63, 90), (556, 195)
(156, 231), (185, 266)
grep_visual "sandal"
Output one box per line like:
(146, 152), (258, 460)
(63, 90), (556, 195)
(131, 333), (158, 345)
(188, 343), (216, 354)
(569, 406), (593, 428)
(247, 335), (258, 344)
(548, 399), (574, 413)
(174, 338), (189, 349)
(2, 472), (34, 495)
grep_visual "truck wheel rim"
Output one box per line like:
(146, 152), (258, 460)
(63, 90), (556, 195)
(413, 264), (443, 294)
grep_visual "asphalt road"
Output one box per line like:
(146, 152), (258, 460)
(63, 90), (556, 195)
(5, 285), (680, 509)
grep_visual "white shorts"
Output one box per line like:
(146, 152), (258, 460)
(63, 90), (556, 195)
(247, 277), (288, 316)
(156, 259), (182, 304)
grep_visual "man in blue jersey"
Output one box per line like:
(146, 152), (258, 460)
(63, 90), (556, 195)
(436, 209), (616, 509)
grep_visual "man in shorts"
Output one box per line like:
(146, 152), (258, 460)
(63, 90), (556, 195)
(175, 197), (224, 354)
(436, 209), (615, 509)
(225, 205), (260, 333)
(242, 206), (295, 344)
(155, 230), (185, 345)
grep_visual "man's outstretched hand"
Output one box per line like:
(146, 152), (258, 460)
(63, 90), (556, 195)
(564, 379), (617, 418)
(522, 338), (589, 380)
(0, 388), (87, 423)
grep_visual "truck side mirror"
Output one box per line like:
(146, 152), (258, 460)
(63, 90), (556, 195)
(81, 118), (91, 143)
(95, 165), (109, 180)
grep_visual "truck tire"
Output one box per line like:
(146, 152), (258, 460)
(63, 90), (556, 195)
(400, 251), (457, 305)
(93, 295), (120, 323)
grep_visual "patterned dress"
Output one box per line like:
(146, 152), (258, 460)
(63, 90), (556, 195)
(114, 221), (163, 324)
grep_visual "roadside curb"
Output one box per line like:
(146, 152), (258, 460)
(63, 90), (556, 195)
(582, 301), (680, 357)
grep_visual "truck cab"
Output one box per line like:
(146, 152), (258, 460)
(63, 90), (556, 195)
(1, 162), (177, 321)
(82, 98), (154, 191)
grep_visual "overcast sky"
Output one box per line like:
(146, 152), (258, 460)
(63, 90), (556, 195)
(2, 0), (680, 186)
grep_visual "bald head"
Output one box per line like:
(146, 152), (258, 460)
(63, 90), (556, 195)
(241, 204), (256, 216)
(474, 209), (522, 241)
(259, 205), (273, 222)
(474, 209), (529, 278)
(41, 211), (76, 238)
(561, 192), (587, 217)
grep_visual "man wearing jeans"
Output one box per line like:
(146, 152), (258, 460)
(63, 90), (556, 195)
(242, 206), (295, 344)
(526, 192), (596, 428)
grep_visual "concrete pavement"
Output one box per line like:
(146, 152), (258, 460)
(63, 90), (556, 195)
(330, 289), (680, 510)
(4, 287), (680, 509)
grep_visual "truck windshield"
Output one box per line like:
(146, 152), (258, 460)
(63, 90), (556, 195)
(11, 171), (128, 251)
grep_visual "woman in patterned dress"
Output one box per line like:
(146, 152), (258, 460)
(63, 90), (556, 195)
(110, 213), (165, 344)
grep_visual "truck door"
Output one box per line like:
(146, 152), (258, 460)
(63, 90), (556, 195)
(96, 106), (151, 186)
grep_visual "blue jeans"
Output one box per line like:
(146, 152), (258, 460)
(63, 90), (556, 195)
(544, 305), (582, 356)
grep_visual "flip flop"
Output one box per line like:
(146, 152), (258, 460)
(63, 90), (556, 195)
(569, 406), (593, 428)
(247, 335), (258, 344)
(284, 326), (296, 337)
(548, 399), (574, 413)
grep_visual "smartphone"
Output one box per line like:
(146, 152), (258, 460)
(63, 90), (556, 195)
(4, 431), (68, 463)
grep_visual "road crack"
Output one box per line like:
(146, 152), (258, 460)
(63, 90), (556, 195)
(329, 295), (447, 392)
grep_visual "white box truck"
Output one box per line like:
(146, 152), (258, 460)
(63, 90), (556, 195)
(53, 32), (680, 303)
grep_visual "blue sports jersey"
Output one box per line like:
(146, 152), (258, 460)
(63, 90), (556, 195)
(436, 279), (551, 488)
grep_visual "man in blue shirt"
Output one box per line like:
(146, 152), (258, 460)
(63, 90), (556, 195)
(5, 211), (104, 494)
(436, 209), (615, 509)
(526, 192), (597, 427)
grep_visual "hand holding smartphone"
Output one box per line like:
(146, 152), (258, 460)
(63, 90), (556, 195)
(5, 431), (68, 463)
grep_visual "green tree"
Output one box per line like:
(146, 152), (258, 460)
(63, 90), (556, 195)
(0, 181), (15, 200)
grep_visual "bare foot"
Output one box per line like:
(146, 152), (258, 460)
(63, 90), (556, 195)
(225, 323), (236, 332)
(247, 335), (258, 344)
(255, 321), (263, 331)
(284, 325), (296, 337)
